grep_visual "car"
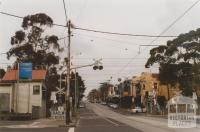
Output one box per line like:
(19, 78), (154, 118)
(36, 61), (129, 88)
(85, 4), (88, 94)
(101, 102), (107, 105)
(109, 104), (118, 109)
(79, 102), (86, 108)
(131, 107), (144, 113)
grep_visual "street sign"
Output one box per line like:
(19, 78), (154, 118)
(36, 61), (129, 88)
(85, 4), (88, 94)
(50, 92), (56, 101)
(19, 63), (32, 80)
(56, 87), (65, 95)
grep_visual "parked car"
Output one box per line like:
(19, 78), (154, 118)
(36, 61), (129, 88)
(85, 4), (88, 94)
(101, 102), (107, 105)
(79, 102), (86, 108)
(109, 104), (118, 109)
(131, 107), (143, 113)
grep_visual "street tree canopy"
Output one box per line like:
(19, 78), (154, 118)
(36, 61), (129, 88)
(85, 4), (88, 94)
(145, 28), (200, 96)
(7, 13), (63, 68)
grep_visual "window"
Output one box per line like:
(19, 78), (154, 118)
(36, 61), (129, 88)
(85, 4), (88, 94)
(170, 104), (176, 113)
(153, 83), (158, 89)
(33, 85), (40, 95)
(177, 104), (186, 113)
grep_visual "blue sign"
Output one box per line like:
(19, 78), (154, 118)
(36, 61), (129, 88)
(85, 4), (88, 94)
(19, 63), (32, 80)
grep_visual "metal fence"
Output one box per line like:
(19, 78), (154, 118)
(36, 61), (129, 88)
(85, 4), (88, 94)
(50, 110), (65, 120)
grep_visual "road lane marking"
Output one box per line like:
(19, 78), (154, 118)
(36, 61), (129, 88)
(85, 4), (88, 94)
(69, 127), (75, 132)
(30, 121), (40, 126)
(104, 118), (119, 126)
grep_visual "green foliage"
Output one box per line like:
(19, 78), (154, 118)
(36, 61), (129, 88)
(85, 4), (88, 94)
(7, 13), (62, 68)
(22, 13), (53, 29)
(146, 28), (200, 96)
(6, 13), (64, 117)
(0, 69), (5, 79)
(67, 72), (86, 106)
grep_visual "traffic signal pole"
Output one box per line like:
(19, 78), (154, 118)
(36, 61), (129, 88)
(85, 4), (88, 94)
(66, 20), (71, 125)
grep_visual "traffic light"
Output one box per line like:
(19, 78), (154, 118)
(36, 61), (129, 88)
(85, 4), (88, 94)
(93, 65), (103, 70)
(93, 66), (98, 70)
(99, 65), (103, 70)
(93, 59), (103, 70)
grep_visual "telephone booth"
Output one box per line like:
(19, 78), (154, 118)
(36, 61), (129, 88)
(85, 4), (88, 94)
(167, 95), (197, 128)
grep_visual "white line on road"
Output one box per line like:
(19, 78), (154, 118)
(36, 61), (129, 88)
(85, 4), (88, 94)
(103, 118), (119, 126)
(30, 121), (40, 126)
(69, 127), (75, 132)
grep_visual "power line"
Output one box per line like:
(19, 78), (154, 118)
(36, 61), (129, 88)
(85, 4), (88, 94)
(0, 11), (23, 19)
(149, 0), (200, 45)
(0, 52), (7, 55)
(62, 0), (68, 23)
(0, 11), (178, 38)
(73, 26), (177, 38)
(0, 11), (67, 27)
(114, 0), (200, 75)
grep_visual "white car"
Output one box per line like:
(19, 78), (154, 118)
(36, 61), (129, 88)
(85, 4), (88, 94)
(79, 102), (86, 108)
(101, 102), (107, 105)
(131, 107), (143, 113)
(110, 104), (118, 109)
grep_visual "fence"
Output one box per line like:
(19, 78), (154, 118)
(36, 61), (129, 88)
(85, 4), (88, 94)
(50, 110), (65, 120)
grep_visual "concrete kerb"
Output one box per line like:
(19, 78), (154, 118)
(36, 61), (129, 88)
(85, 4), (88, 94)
(59, 112), (80, 128)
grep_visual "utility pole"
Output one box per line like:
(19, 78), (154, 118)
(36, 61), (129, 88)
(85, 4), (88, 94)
(66, 20), (71, 125)
(74, 69), (77, 113)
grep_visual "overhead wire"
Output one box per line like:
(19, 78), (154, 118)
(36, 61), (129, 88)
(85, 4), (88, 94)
(114, 0), (200, 76)
(73, 26), (177, 38)
(0, 11), (178, 38)
(62, 0), (68, 23)
(1, 2), (199, 86)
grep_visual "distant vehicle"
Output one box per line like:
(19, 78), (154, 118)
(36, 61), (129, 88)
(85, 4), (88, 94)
(101, 102), (107, 105)
(79, 102), (86, 108)
(131, 107), (146, 113)
(109, 104), (118, 109)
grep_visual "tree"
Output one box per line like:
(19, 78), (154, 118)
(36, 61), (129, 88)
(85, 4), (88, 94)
(145, 28), (200, 96)
(98, 82), (112, 102)
(87, 89), (100, 102)
(70, 72), (86, 107)
(7, 13), (63, 117)
(0, 69), (5, 80)
(7, 13), (63, 69)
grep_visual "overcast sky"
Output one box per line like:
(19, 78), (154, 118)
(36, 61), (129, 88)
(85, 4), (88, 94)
(1, 0), (200, 95)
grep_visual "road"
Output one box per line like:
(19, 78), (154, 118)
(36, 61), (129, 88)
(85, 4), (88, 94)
(75, 104), (141, 132)
(75, 102), (200, 132)
(1, 103), (199, 132)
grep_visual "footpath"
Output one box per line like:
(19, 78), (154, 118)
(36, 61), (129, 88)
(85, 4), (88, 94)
(0, 116), (79, 128)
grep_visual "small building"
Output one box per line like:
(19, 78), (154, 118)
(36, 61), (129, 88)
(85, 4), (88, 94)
(168, 95), (197, 128)
(0, 70), (47, 118)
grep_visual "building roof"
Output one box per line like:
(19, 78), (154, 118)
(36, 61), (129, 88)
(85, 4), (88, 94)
(2, 70), (47, 81)
(168, 95), (196, 105)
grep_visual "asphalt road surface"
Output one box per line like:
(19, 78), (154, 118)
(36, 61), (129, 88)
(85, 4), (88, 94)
(76, 102), (200, 132)
(75, 106), (142, 132)
(1, 103), (199, 132)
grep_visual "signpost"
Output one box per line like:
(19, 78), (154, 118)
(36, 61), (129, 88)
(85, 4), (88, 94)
(16, 63), (32, 112)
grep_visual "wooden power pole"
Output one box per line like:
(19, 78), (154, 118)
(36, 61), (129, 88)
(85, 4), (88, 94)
(66, 20), (71, 125)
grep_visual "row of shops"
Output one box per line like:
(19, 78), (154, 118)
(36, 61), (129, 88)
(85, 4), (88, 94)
(105, 72), (200, 114)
